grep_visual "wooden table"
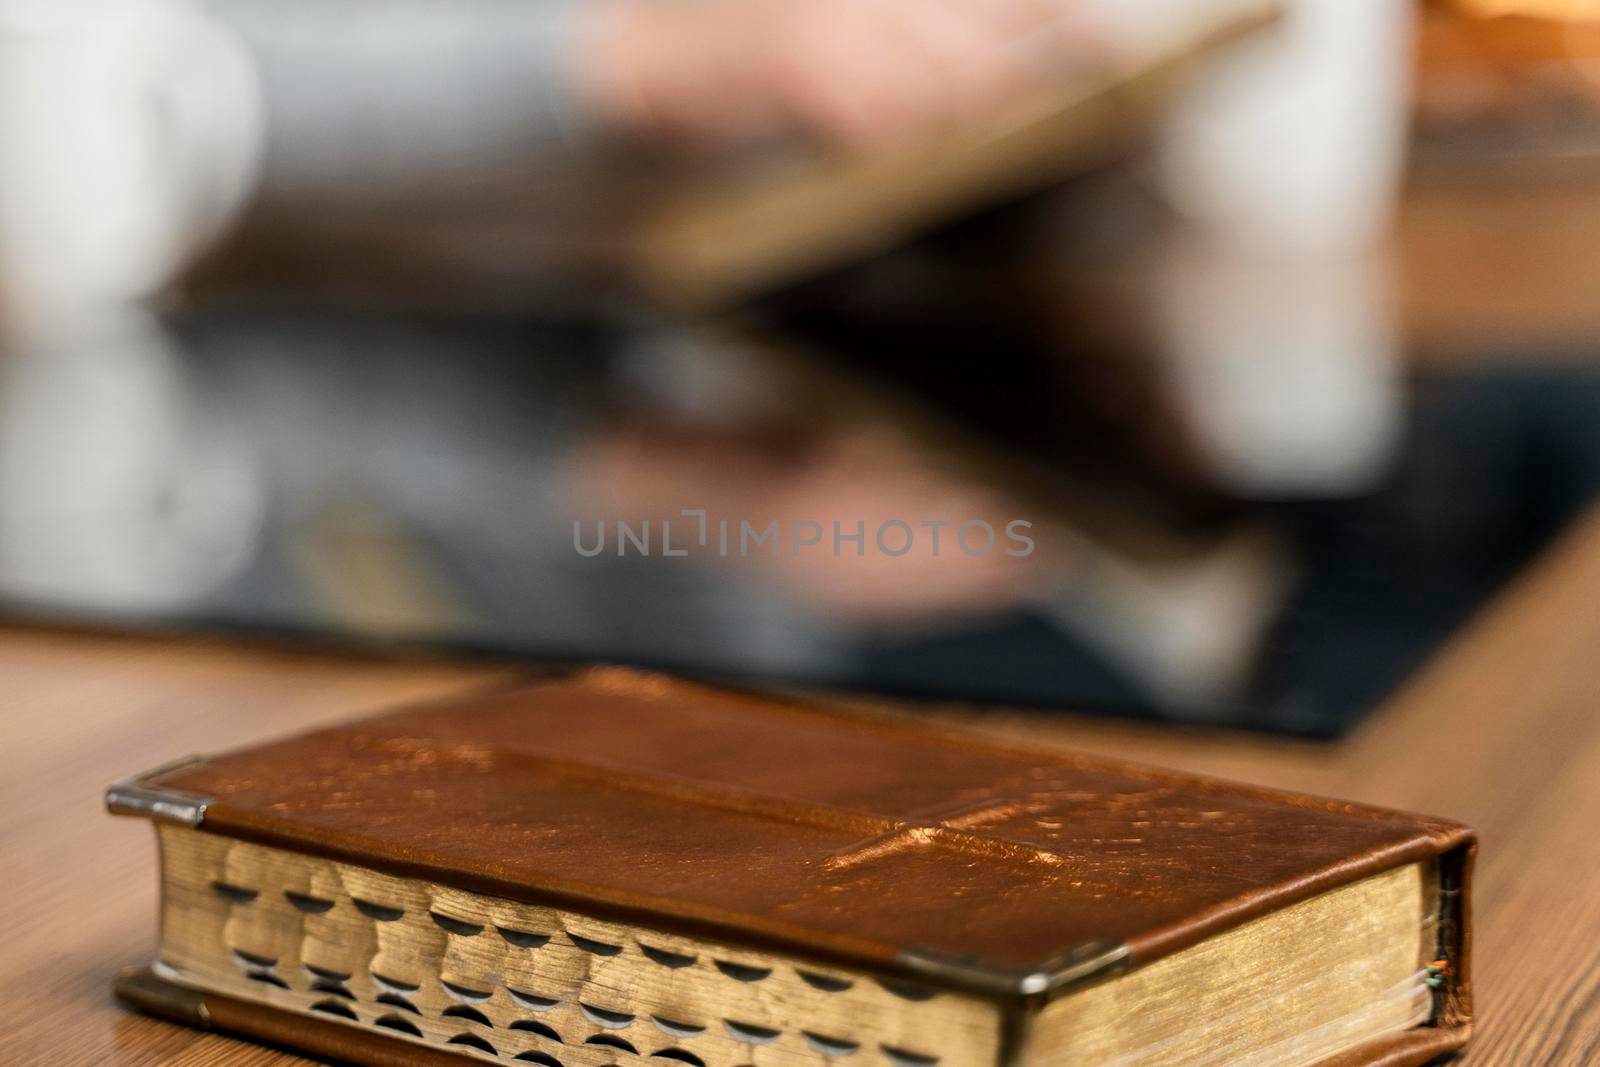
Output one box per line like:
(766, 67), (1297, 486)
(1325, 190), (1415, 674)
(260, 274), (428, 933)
(4, 510), (1600, 1066)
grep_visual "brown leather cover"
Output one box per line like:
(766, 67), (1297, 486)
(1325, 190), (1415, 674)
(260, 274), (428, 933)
(1314, 1026), (1472, 1067)
(143, 667), (1474, 1015)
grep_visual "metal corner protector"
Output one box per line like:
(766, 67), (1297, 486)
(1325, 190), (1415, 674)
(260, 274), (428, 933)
(896, 940), (1131, 1005)
(114, 965), (212, 1028)
(105, 755), (213, 827)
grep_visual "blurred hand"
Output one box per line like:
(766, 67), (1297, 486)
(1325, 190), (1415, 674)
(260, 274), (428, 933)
(576, 0), (1101, 150)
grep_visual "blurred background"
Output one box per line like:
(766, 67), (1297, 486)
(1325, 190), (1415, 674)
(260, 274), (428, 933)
(2, 0), (1599, 736)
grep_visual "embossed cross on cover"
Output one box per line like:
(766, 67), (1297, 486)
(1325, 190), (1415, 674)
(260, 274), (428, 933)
(108, 667), (1474, 1067)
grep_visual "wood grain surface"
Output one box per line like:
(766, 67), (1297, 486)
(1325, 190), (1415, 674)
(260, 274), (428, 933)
(4, 507), (1600, 1066)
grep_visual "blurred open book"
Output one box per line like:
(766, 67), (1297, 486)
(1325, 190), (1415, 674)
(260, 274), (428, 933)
(189, 0), (1277, 314)
(629, 0), (1279, 309)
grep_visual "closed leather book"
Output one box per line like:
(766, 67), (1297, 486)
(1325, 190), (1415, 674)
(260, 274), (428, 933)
(108, 668), (1473, 1067)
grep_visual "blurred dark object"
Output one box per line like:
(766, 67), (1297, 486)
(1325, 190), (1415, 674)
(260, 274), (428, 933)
(2, 297), (1597, 737)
